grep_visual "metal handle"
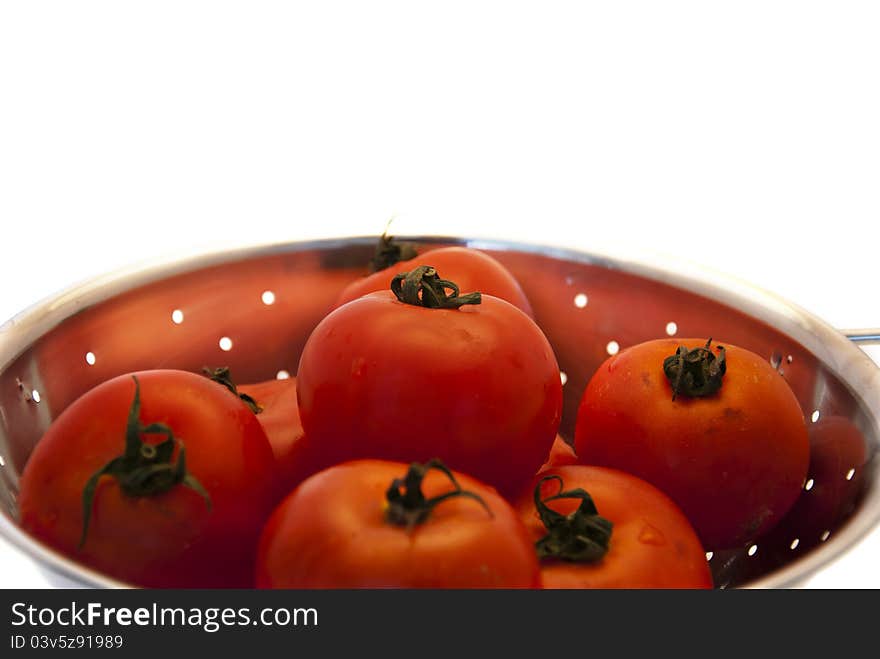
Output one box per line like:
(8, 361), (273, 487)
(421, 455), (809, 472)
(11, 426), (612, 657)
(842, 329), (880, 345)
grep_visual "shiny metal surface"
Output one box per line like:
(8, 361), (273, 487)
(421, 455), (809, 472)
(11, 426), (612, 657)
(1, 236), (877, 589)
(842, 329), (880, 345)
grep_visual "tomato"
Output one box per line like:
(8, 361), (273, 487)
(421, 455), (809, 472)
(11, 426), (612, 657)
(236, 376), (310, 492)
(296, 266), (563, 499)
(517, 465), (712, 589)
(334, 246), (534, 317)
(758, 415), (869, 551)
(18, 370), (278, 588)
(706, 414), (870, 587)
(203, 368), (318, 499)
(801, 415), (868, 523)
(540, 434), (579, 471)
(794, 415), (868, 533)
(574, 338), (810, 550)
(256, 458), (541, 588)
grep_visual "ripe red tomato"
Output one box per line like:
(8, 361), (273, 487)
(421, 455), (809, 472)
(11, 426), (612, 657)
(795, 415), (868, 532)
(236, 376), (310, 493)
(803, 414), (868, 520)
(255, 459), (541, 588)
(759, 415), (868, 550)
(517, 465), (712, 589)
(574, 338), (810, 550)
(296, 266), (563, 499)
(18, 370), (278, 588)
(706, 414), (870, 587)
(334, 246), (534, 317)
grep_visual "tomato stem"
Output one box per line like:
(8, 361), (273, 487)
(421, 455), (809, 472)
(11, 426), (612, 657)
(533, 474), (613, 563)
(203, 366), (262, 414)
(79, 376), (211, 550)
(385, 459), (493, 528)
(663, 338), (727, 401)
(391, 266), (482, 309)
(369, 230), (418, 273)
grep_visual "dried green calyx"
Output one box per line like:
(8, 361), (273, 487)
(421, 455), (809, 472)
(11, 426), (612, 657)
(370, 231), (418, 273)
(390, 266), (481, 309)
(79, 376), (211, 549)
(663, 338), (727, 401)
(533, 474), (613, 563)
(385, 459), (492, 528)
(203, 366), (262, 414)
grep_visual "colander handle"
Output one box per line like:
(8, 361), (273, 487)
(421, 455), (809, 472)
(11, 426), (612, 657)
(842, 329), (880, 345)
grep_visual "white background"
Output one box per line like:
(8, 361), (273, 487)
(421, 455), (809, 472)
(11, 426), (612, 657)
(1, 1), (878, 588)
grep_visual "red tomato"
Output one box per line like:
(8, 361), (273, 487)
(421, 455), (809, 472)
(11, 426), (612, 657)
(574, 338), (810, 550)
(297, 266), (563, 499)
(237, 377), (310, 494)
(334, 246), (534, 317)
(256, 459), (541, 588)
(797, 415), (868, 531)
(760, 415), (868, 550)
(517, 465), (712, 589)
(707, 415), (870, 587)
(541, 434), (578, 471)
(18, 370), (278, 588)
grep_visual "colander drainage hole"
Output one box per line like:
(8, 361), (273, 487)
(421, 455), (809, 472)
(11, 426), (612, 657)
(276, 370), (291, 380)
(770, 351), (783, 370)
(705, 551), (714, 561)
(0, 455), (5, 467)
(219, 337), (233, 351)
(16, 379), (42, 404)
(820, 530), (831, 542)
(262, 291), (276, 305)
(811, 410), (821, 423)
(665, 322), (678, 336)
(559, 371), (568, 386)
(606, 341), (620, 356)
(790, 538), (800, 550)
(574, 293), (588, 308)
(804, 478), (815, 491)
(85, 351), (96, 366)
(171, 309), (185, 324)
(747, 544), (758, 557)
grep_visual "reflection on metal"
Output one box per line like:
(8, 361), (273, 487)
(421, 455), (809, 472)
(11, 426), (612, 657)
(0, 235), (877, 589)
(843, 329), (880, 345)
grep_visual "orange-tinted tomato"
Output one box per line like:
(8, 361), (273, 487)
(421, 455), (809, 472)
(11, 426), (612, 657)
(574, 338), (810, 550)
(256, 459), (541, 588)
(517, 465), (713, 589)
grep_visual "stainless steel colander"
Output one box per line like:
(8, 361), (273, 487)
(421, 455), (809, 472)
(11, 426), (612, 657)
(1, 236), (877, 589)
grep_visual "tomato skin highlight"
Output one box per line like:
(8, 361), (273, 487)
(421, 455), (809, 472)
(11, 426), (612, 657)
(18, 370), (278, 588)
(255, 459), (541, 589)
(334, 246), (534, 317)
(518, 465), (712, 589)
(296, 291), (563, 500)
(574, 338), (810, 550)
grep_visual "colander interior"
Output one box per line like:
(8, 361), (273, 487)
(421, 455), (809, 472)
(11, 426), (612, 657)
(0, 236), (877, 588)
